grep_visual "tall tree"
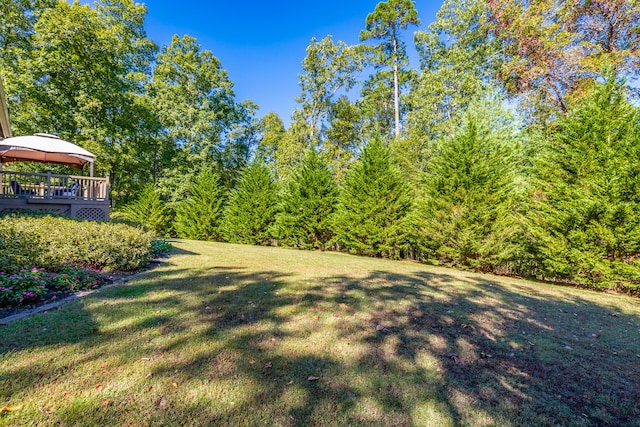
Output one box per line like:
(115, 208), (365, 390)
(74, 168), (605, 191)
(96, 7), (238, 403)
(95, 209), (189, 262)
(410, 0), (500, 141)
(221, 161), (278, 245)
(4, 0), (156, 202)
(297, 36), (364, 140)
(360, 0), (420, 138)
(488, 0), (640, 118)
(151, 35), (237, 167)
(271, 150), (339, 249)
(332, 136), (412, 258)
(255, 112), (286, 175)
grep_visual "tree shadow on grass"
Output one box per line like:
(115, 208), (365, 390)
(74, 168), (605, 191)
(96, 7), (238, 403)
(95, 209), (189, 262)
(1, 258), (639, 426)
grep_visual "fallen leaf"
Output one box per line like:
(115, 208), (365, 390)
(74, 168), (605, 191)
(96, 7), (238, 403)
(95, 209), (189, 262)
(101, 363), (108, 369)
(338, 303), (348, 309)
(447, 353), (463, 365)
(96, 384), (103, 392)
(101, 399), (110, 408)
(2, 404), (24, 412)
(146, 372), (153, 378)
(375, 324), (389, 332)
(148, 385), (153, 392)
(589, 333), (600, 339)
(249, 360), (256, 365)
(172, 383), (178, 388)
(156, 396), (168, 410)
(141, 357), (151, 361)
(307, 376), (320, 381)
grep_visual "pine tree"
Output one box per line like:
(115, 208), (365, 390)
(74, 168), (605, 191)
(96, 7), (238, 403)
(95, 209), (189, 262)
(119, 185), (172, 236)
(409, 95), (524, 272)
(221, 161), (278, 245)
(530, 77), (640, 290)
(331, 136), (412, 258)
(271, 150), (339, 249)
(174, 168), (225, 241)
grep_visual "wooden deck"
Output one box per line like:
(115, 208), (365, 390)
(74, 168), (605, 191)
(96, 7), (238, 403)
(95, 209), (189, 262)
(0, 170), (110, 220)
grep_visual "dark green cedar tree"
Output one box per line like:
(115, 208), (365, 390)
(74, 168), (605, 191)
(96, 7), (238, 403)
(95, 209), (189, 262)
(174, 168), (225, 241)
(221, 161), (278, 245)
(530, 77), (640, 290)
(331, 136), (412, 258)
(271, 150), (339, 250)
(409, 95), (525, 272)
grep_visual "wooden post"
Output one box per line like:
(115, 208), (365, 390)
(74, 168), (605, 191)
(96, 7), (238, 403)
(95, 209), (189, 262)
(46, 170), (51, 198)
(105, 173), (110, 201)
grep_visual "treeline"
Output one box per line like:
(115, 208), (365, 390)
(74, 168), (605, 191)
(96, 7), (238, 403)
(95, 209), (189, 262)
(122, 79), (640, 294)
(2, 0), (640, 292)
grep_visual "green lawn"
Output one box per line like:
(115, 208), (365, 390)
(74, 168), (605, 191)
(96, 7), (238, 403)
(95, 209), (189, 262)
(1, 240), (639, 426)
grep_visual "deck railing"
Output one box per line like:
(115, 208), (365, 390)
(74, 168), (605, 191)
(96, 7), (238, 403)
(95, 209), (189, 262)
(0, 170), (109, 202)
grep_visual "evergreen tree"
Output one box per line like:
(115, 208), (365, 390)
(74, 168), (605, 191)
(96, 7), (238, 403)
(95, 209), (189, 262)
(332, 136), (412, 258)
(221, 161), (278, 245)
(119, 185), (172, 236)
(530, 77), (640, 290)
(271, 150), (339, 250)
(174, 168), (225, 241)
(409, 95), (524, 272)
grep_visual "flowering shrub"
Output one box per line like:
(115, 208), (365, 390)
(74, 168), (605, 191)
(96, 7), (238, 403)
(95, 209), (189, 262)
(52, 262), (104, 291)
(0, 263), (105, 306)
(0, 268), (50, 305)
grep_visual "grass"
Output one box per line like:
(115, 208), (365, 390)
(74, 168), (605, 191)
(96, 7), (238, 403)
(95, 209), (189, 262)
(1, 240), (639, 426)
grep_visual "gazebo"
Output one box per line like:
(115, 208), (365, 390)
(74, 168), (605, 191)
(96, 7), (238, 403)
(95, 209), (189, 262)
(0, 77), (110, 220)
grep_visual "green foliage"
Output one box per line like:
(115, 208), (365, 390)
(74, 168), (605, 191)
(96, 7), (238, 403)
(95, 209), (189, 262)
(151, 239), (173, 257)
(332, 136), (412, 258)
(529, 78), (640, 291)
(118, 185), (172, 236)
(0, 268), (49, 305)
(0, 214), (154, 273)
(409, 95), (526, 272)
(271, 150), (339, 250)
(174, 168), (225, 241)
(221, 161), (278, 245)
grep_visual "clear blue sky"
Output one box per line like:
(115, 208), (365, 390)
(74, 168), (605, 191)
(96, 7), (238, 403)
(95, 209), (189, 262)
(141, 1), (443, 124)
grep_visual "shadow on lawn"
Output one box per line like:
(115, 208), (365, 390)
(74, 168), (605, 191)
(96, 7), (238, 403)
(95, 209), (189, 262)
(1, 260), (639, 426)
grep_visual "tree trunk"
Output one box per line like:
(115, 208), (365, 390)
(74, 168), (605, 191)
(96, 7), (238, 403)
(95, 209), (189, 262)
(393, 37), (400, 139)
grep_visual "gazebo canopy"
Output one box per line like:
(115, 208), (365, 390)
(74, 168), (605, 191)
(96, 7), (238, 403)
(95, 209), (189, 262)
(0, 133), (95, 170)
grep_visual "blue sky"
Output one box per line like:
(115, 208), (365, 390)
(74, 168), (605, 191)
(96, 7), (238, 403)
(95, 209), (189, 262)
(141, 1), (443, 124)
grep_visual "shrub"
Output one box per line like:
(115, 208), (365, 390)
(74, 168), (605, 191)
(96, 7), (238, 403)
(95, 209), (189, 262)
(52, 262), (104, 291)
(0, 214), (154, 273)
(151, 239), (173, 257)
(0, 269), (49, 305)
